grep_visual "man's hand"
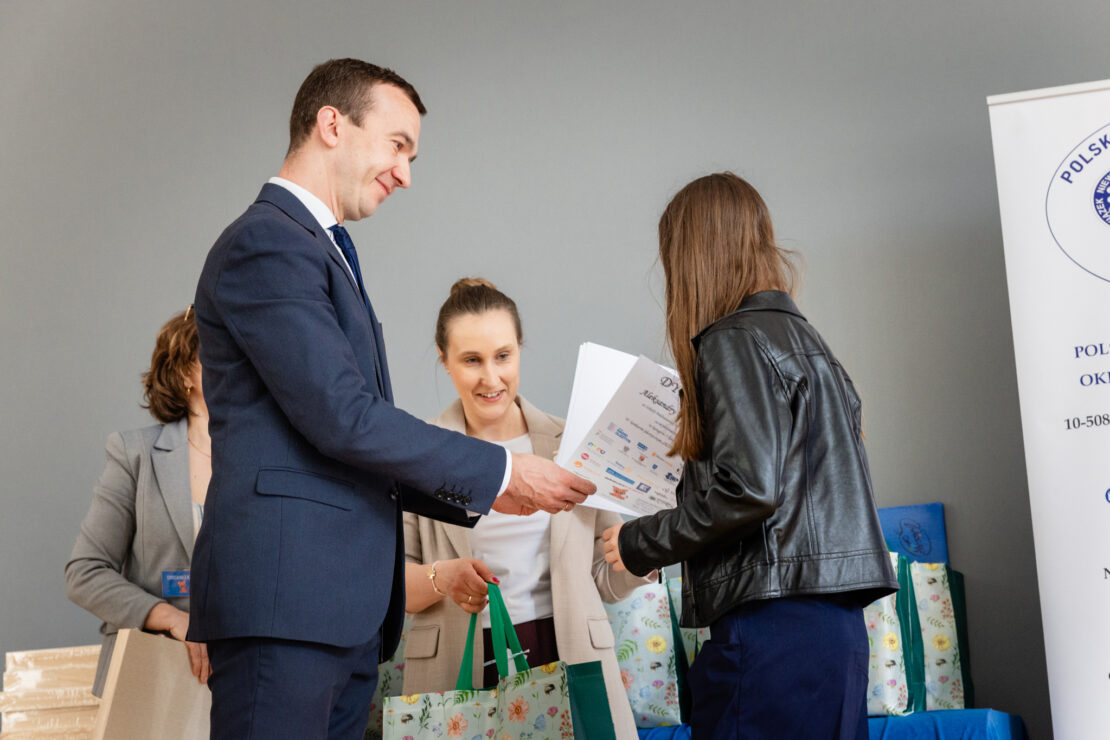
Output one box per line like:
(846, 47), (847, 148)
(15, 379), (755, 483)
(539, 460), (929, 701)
(493, 453), (596, 516)
(602, 522), (627, 572)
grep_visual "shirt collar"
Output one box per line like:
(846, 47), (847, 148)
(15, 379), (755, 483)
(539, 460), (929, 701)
(267, 176), (338, 234)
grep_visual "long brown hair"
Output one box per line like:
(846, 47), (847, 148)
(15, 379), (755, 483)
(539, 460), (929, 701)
(141, 308), (199, 424)
(660, 172), (796, 460)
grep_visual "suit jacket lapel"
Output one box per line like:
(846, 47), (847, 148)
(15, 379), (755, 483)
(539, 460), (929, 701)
(366, 301), (392, 402)
(152, 418), (194, 556)
(256, 183), (388, 398)
(256, 184), (361, 298)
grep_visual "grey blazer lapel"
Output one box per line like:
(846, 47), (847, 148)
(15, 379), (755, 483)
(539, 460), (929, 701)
(152, 418), (194, 556)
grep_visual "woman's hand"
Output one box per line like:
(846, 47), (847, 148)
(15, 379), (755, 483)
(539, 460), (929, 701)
(185, 641), (211, 684)
(144, 603), (210, 683)
(602, 523), (627, 572)
(434, 558), (498, 614)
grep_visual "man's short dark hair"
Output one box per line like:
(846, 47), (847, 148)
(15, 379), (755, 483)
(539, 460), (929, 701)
(287, 58), (426, 155)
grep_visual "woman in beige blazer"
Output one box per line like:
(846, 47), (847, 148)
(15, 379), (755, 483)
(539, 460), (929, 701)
(65, 309), (212, 695)
(402, 279), (652, 739)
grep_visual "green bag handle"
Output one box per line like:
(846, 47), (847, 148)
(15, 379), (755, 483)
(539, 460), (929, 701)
(948, 568), (975, 708)
(896, 555), (927, 713)
(663, 572), (692, 722)
(455, 582), (529, 690)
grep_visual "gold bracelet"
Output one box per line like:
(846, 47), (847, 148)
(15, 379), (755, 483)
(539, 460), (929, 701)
(428, 561), (447, 596)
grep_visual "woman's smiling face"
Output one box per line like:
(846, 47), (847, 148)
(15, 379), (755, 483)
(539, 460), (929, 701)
(440, 309), (521, 432)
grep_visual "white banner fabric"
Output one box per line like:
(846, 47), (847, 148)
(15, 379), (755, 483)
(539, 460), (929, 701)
(987, 79), (1110, 739)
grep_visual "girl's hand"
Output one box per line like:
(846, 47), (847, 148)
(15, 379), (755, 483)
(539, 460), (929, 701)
(602, 523), (627, 572)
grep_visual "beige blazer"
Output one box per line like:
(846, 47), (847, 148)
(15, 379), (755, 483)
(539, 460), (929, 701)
(402, 397), (651, 739)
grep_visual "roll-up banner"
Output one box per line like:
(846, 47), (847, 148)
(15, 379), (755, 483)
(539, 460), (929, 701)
(988, 80), (1110, 738)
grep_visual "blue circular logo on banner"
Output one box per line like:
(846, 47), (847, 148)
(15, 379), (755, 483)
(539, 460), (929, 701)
(1045, 122), (1110, 282)
(1095, 172), (1110, 226)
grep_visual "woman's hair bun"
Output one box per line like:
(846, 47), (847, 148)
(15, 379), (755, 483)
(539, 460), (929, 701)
(450, 277), (497, 297)
(435, 277), (521, 352)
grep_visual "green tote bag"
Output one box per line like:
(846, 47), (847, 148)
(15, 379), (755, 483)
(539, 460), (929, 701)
(383, 583), (616, 740)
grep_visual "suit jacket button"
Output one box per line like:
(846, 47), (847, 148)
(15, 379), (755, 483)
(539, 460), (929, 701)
(389, 486), (399, 501)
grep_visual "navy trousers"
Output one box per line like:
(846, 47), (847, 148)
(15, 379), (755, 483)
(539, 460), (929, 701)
(688, 595), (869, 739)
(206, 633), (381, 740)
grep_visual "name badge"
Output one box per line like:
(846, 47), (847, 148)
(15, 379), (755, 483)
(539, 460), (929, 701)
(162, 570), (190, 598)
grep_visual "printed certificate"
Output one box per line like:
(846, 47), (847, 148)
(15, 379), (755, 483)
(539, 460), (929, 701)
(556, 343), (684, 516)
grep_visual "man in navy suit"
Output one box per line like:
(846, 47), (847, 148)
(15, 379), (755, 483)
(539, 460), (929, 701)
(189, 59), (594, 740)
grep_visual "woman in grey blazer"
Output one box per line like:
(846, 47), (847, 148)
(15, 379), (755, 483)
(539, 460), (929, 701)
(65, 308), (212, 695)
(401, 279), (654, 739)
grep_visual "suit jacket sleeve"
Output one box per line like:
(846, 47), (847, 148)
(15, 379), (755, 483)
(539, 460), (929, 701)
(65, 432), (165, 630)
(204, 216), (505, 511)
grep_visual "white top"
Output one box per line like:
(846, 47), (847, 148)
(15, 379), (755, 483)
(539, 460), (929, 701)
(192, 502), (204, 541)
(264, 177), (512, 495)
(469, 433), (552, 628)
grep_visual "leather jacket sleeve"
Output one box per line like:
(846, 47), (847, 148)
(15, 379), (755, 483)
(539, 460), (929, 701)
(619, 327), (785, 576)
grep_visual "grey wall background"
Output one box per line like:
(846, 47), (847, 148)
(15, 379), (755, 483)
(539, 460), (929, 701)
(0, 0), (1090, 736)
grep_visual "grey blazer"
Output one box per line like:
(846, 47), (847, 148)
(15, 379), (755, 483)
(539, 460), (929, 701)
(65, 418), (195, 695)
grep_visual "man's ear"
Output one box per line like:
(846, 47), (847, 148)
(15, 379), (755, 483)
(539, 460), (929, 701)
(316, 106), (342, 148)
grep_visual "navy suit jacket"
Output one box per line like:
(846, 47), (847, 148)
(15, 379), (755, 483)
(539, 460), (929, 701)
(188, 184), (504, 658)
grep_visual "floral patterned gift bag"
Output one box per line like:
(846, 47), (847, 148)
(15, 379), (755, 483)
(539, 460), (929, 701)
(384, 584), (615, 740)
(365, 615), (413, 739)
(909, 561), (974, 710)
(604, 572), (691, 728)
(383, 689), (492, 740)
(863, 553), (925, 716)
(665, 576), (710, 667)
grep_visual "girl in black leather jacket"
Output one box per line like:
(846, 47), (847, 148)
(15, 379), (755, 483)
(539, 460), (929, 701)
(603, 173), (896, 739)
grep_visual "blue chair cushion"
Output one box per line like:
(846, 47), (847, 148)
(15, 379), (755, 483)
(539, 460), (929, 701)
(637, 710), (1027, 740)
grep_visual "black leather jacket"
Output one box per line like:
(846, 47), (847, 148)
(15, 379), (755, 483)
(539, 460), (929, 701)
(620, 291), (896, 627)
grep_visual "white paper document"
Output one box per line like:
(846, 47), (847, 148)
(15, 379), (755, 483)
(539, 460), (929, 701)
(556, 343), (685, 517)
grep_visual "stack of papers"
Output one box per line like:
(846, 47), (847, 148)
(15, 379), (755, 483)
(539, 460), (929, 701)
(556, 343), (685, 517)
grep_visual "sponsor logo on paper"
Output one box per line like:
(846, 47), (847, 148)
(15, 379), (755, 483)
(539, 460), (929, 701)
(636, 482), (652, 493)
(1046, 122), (1110, 282)
(606, 467), (635, 485)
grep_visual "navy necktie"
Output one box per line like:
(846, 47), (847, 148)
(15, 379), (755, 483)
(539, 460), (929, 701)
(331, 223), (389, 397)
(330, 224), (371, 310)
